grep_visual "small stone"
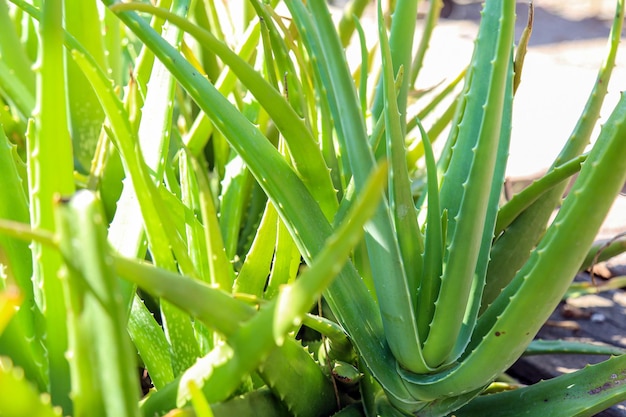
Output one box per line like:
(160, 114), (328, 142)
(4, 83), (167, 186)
(591, 313), (606, 323)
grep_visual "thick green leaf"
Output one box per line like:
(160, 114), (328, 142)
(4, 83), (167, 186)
(455, 355), (626, 417)
(0, 357), (61, 417)
(55, 191), (140, 417)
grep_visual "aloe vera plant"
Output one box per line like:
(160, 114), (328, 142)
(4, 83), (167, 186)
(1, 0), (626, 415)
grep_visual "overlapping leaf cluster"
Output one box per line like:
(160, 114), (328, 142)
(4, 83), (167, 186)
(1, 0), (626, 416)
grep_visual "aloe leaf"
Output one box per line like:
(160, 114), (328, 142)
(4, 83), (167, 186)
(564, 276), (626, 299)
(108, 0), (188, 263)
(0, 127), (32, 309)
(114, 257), (255, 338)
(109, 2), (338, 221)
(513, 2), (533, 94)
(494, 153), (587, 237)
(257, 337), (337, 417)
(455, 354), (626, 417)
(209, 388), (290, 417)
(580, 234), (626, 271)
(187, 381), (214, 417)
(0, 59), (35, 119)
(69, 48), (196, 278)
(102, 5), (122, 86)
(179, 154), (211, 284)
(191, 155), (237, 291)
(416, 122), (443, 341)
(169, 390), (292, 417)
(63, 0), (107, 172)
(299, 0), (425, 374)
(128, 296), (175, 390)
(184, 21), (260, 158)
(234, 200), (278, 297)
(55, 191), (140, 417)
(249, 0), (305, 116)
(72, 6), (204, 375)
(190, 2), (219, 83)
(102, 3), (415, 407)
(136, 163), (387, 415)
(485, 0), (624, 298)
(264, 204), (301, 300)
(352, 15), (369, 118)
(524, 340), (626, 356)
(337, 0), (370, 47)
(0, 0), (34, 94)
(29, 0), (75, 410)
(72, 29), (203, 373)
(0, 357), (61, 417)
(452, 53), (513, 362)
(0, 188), (45, 391)
(409, 0), (442, 88)
(402, 89), (626, 402)
(0, 287), (44, 395)
(370, 0), (417, 135)
(219, 156), (253, 261)
(380, 5), (423, 302)
(422, 0), (515, 368)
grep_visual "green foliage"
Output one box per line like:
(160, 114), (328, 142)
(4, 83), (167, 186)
(0, 0), (625, 416)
